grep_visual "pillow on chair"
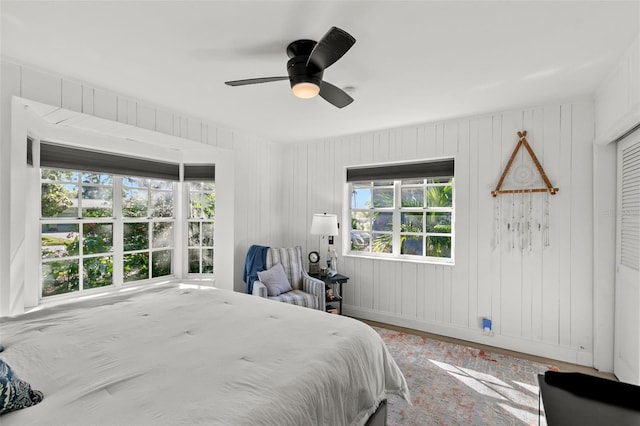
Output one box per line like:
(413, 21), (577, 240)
(257, 263), (292, 296)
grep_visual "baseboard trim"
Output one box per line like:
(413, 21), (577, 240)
(345, 305), (594, 368)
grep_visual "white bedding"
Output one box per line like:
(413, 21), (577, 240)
(0, 284), (409, 425)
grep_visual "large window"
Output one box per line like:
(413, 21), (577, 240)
(40, 168), (176, 298)
(347, 159), (454, 263)
(32, 138), (217, 301)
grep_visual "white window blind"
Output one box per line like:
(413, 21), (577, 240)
(621, 140), (640, 271)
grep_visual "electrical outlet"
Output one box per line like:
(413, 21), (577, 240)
(482, 317), (493, 336)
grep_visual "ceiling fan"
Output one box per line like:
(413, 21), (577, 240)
(224, 26), (356, 108)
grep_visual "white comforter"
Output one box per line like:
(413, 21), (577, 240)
(0, 284), (409, 425)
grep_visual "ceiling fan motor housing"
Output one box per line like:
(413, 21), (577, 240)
(287, 56), (323, 88)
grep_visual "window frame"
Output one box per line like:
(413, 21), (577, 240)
(185, 181), (216, 276)
(345, 158), (455, 265)
(39, 167), (178, 299)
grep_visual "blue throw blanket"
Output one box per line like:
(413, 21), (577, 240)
(243, 245), (270, 294)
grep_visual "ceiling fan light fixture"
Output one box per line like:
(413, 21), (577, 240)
(292, 82), (320, 99)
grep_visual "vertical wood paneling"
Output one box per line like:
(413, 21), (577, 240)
(442, 121), (458, 324)
(571, 102), (595, 351)
(527, 108), (546, 341)
(137, 103), (156, 131)
(93, 89), (117, 122)
(415, 262), (425, 320)
(206, 124), (218, 147)
(116, 96), (128, 124)
(21, 67), (61, 107)
(558, 104), (573, 347)
(433, 265), (444, 322)
(400, 128), (418, 158)
(81, 85), (94, 115)
(156, 109), (174, 136)
(520, 110), (535, 339)
(542, 105), (562, 344)
(473, 117), (492, 327)
(126, 99), (136, 127)
(217, 128), (233, 150)
(453, 119), (470, 327)
(371, 132), (385, 163)
(305, 101), (593, 364)
(62, 79), (82, 113)
(172, 114), (183, 138)
(360, 258), (374, 310)
(401, 262), (417, 317)
(187, 118), (203, 143)
(490, 114), (503, 334)
(499, 111), (525, 337)
(378, 259), (394, 314)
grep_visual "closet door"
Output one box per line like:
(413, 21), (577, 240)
(614, 128), (640, 385)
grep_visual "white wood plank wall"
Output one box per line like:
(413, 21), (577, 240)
(0, 58), (600, 365)
(282, 101), (596, 365)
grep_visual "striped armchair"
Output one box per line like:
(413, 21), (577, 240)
(252, 246), (326, 311)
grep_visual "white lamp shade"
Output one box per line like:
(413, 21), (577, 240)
(310, 213), (339, 236)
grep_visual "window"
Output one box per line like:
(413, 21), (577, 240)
(40, 169), (176, 298)
(122, 177), (175, 282)
(40, 169), (115, 297)
(347, 159), (454, 263)
(187, 182), (215, 274)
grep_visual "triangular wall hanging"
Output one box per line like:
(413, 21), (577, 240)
(491, 131), (559, 251)
(491, 130), (559, 197)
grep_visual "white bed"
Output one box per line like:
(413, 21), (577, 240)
(0, 284), (409, 425)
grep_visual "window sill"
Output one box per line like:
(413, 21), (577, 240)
(343, 252), (455, 266)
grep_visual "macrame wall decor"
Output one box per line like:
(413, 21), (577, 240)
(492, 131), (558, 251)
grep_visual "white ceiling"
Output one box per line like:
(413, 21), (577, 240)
(1, 1), (639, 143)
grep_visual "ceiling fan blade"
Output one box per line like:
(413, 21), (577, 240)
(307, 27), (356, 72)
(225, 76), (288, 86)
(319, 81), (353, 108)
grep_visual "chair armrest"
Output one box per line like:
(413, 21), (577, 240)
(302, 271), (326, 311)
(252, 281), (268, 298)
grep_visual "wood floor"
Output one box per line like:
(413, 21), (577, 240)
(360, 318), (618, 381)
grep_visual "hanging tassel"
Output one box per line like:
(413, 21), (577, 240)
(544, 191), (551, 247)
(528, 191), (533, 252)
(493, 196), (500, 249)
(510, 194), (515, 250)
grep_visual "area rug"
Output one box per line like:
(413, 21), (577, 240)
(375, 327), (558, 425)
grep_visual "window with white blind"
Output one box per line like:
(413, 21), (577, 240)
(36, 140), (215, 298)
(346, 158), (455, 263)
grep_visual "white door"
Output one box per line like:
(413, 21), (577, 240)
(614, 128), (640, 385)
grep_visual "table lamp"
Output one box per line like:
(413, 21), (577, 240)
(310, 213), (339, 275)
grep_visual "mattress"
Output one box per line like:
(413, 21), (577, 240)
(0, 284), (409, 425)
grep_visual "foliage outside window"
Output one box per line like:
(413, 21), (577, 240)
(122, 177), (174, 282)
(349, 176), (454, 262)
(41, 169), (115, 297)
(40, 169), (175, 298)
(187, 182), (215, 274)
